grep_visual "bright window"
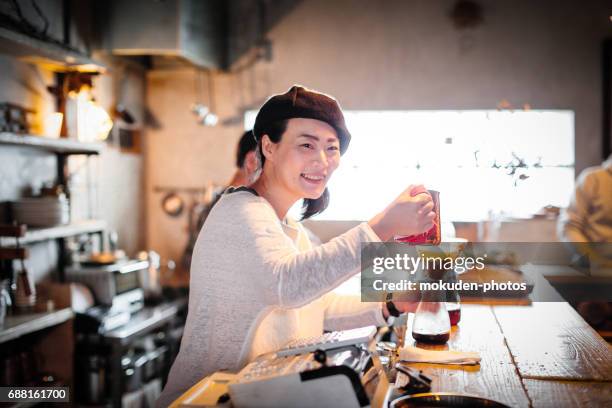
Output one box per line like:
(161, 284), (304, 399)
(246, 110), (575, 221)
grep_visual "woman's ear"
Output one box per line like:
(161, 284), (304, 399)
(260, 134), (276, 162)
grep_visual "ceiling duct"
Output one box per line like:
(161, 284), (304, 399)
(102, 0), (226, 69)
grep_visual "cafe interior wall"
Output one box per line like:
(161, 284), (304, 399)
(146, 0), (612, 264)
(0, 9), (146, 283)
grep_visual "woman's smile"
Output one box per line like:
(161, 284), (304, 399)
(300, 172), (327, 184)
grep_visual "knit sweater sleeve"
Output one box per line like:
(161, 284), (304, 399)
(322, 293), (387, 330)
(223, 192), (381, 309)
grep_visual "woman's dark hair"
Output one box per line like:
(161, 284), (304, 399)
(257, 119), (330, 221)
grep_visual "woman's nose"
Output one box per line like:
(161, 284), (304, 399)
(313, 149), (328, 167)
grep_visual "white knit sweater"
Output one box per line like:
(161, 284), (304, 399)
(157, 189), (385, 407)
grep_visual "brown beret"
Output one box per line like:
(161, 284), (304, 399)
(253, 85), (351, 154)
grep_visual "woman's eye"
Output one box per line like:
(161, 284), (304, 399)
(328, 146), (339, 151)
(300, 143), (313, 149)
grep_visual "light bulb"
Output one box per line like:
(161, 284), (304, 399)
(203, 113), (218, 127)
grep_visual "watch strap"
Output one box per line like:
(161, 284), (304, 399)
(386, 300), (401, 318)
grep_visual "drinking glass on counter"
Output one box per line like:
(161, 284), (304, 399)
(411, 282), (451, 344)
(445, 270), (462, 326)
(416, 238), (467, 326)
(443, 238), (467, 326)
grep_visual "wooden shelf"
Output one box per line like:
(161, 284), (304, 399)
(0, 308), (74, 344)
(0, 220), (106, 246)
(0, 27), (105, 73)
(0, 132), (103, 155)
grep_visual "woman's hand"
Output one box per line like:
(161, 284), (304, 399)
(368, 184), (436, 241)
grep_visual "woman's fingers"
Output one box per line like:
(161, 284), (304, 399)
(419, 211), (436, 231)
(409, 184), (428, 197)
(417, 201), (434, 215)
(369, 184), (436, 240)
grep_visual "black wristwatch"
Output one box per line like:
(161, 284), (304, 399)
(386, 300), (401, 318)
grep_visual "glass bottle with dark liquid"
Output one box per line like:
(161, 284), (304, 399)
(444, 269), (462, 326)
(446, 302), (461, 326)
(411, 286), (451, 344)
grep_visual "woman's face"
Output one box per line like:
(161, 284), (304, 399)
(261, 118), (341, 200)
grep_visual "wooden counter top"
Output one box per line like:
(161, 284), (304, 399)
(400, 303), (612, 407)
(173, 269), (611, 407)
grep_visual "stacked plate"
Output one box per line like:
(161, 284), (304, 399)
(12, 197), (70, 227)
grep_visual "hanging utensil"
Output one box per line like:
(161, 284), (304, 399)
(161, 192), (184, 217)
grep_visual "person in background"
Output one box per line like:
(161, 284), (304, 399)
(206, 129), (260, 212)
(158, 85), (435, 406)
(182, 130), (259, 270)
(558, 154), (612, 246)
(557, 153), (612, 331)
(228, 129), (260, 187)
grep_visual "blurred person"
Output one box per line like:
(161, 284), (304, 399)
(208, 129), (260, 210)
(558, 154), (612, 331)
(228, 129), (260, 187)
(558, 154), (612, 246)
(558, 154), (612, 271)
(182, 130), (259, 269)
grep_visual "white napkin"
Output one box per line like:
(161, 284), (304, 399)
(399, 346), (481, 365)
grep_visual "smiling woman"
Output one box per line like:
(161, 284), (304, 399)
(251, 117), (341, 220)
(157, 85), (436, 407)
(250, 85), (352, 221)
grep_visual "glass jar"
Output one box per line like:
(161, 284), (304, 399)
(444, 269), (461, 326)
(411, 282), (451, 344)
